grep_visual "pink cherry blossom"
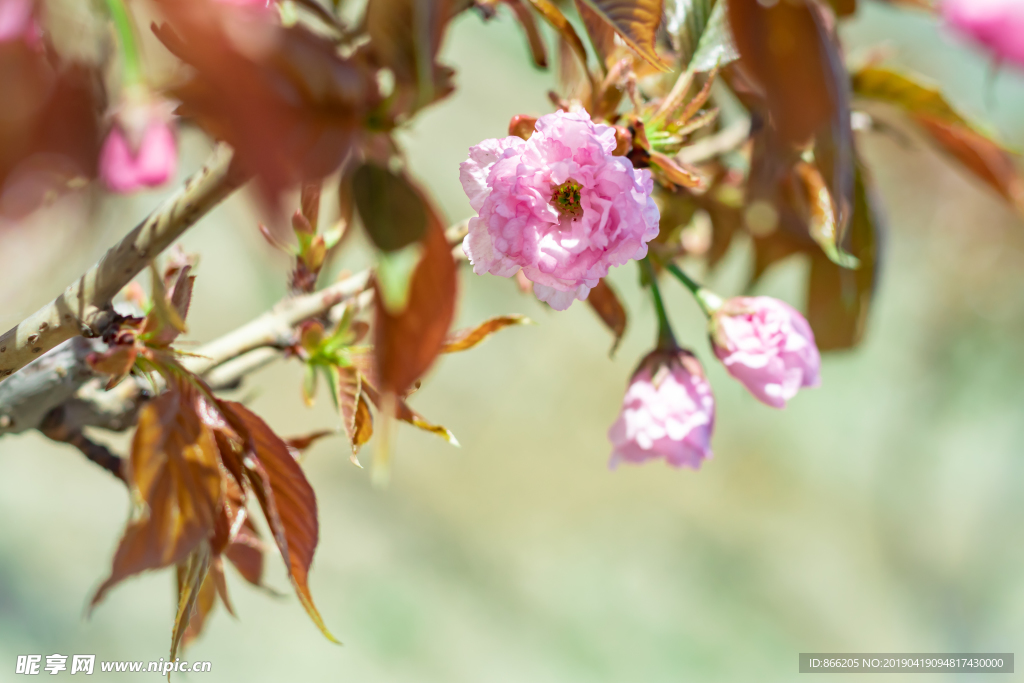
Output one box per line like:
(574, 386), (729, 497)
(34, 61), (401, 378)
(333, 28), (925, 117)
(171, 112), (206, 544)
(459, 109), (660, 310)
(608, 352), (714, 469)
(943, 0), (1024, 69)
(710, 296), (820, 409)
(99, 119), (178, 194)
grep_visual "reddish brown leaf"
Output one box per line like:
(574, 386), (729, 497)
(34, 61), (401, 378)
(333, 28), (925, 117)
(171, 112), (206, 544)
(224, 516), (265, 588)
(441, 315), (530, 353)
(914, 114), (1024, 215)
(219, 401), (337, 642)
(574, 0), (617, 71)
(285, 430), (337, 456)
(526, 0), (593, 90)
(728, 0), (837, 146)
(373, 195), (457, 398)
(91, 381), (223, 609)
(505, 0), (548, 68)
(576, 0), (669, 71)
(586, 279), (627, 354)
(806, 161), (882, 350)
(361, 380), (457, 445)
(154, 0), (375, 199)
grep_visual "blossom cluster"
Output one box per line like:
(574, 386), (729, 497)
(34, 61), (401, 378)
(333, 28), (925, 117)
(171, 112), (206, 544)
(461, 110), (822, 470)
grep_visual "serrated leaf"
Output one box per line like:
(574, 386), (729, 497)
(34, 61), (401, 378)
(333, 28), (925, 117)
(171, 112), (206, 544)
(440, 315), (531, 353)
(686, 0), (738, 73)
(505, 0), (548, 68)
(90, 380), (223, 610)
(577, 0), (669, 71)
(574, 0), (617, 71)
(220, 401), (338, 644)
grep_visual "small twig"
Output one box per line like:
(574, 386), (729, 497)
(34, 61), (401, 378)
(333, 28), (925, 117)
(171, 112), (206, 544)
(41, 406), (126, 482)
(0, 145), (244, 385)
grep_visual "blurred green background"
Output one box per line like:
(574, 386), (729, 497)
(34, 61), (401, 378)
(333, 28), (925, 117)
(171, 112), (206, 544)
(3, 3), (1024, 681)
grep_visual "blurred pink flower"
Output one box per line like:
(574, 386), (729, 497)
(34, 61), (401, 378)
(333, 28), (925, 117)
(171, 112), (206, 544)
(99, 118), (178, 193)
(943, 0), (1024, 68)
(0, 0), (38, 45)
(710, 296), (820, 409)
(608, 352), (714, 469)
(459, 109), (660, 310)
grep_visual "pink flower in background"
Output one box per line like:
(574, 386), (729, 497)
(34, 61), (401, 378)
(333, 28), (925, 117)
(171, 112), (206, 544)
(710, 297), (820, 409)
(459, 109), (660, 311)
(0, 0), (38, 45)
(608, 352), (715, 469)
(99, 117), (178, 194)
(943, 0), (1024, 69)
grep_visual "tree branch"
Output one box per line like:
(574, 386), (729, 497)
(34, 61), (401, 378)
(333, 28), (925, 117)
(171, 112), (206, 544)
(0, 145), (244, 385)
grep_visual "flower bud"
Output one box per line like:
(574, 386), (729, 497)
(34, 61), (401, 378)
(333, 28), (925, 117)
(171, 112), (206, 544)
(98, 98), (178, 194)
(608, 349), (714, 469)
(709, 296), (820, 408)
(943, 0), (1024, 69)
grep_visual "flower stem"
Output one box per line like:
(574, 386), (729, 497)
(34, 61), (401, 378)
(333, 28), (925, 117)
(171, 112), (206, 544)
(105, 0), (144, 87)
(641, 257), (677, 351)
(665, 262), (722, 317)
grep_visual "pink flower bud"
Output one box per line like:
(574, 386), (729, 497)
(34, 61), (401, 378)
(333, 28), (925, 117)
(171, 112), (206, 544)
(710, 296), (820, 409)
(608, 351), (715, 469)
(943, 0), (1024, 69)
(98, 114), (178, 194)
(459, 108), (660, 311)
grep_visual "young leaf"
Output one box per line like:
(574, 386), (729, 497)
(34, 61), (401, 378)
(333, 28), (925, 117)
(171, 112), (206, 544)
(585, 279), (627, 355)
(180, 564), (219, 650)
(440, 315), (531, 353)
(90, 382), (223, 609)
(328, 365), (373, 454)
(224, 517), (265, 588)
(795, 161), (859, 268)
(362, 381), (458, 446)
(220, 401), (338, 643)
(352, 163), (428, 253)
(576, 0), (670, 71)
(373, 196), (457, 398)
(172, 546), (211, 662)
(686, 0), (738, 74)
(649, 150), (705, 189)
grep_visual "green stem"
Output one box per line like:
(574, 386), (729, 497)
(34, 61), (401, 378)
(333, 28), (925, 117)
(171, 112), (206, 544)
(641, 257), (677, 351)
(665, 262), (722, 317)
(105, 0), (144, 87)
